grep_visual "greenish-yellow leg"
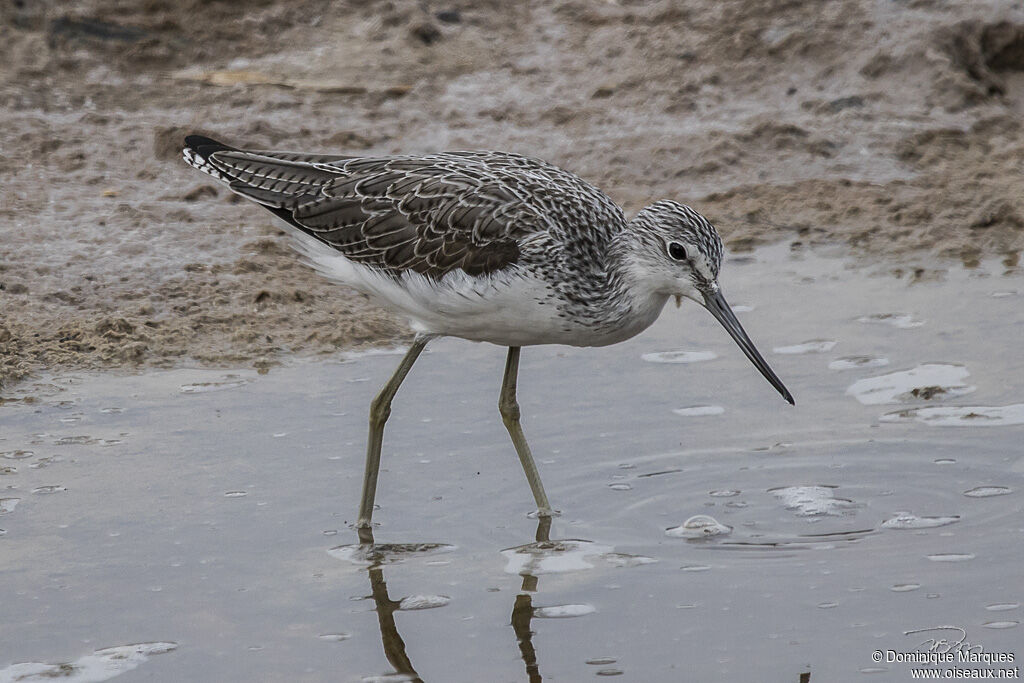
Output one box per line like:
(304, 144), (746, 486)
(356, 334), (430, 540)
(499, 347), (554, 517)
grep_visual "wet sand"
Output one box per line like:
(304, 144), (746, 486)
(1, 250), (1022, 681)
(3, 0), (1024, 388)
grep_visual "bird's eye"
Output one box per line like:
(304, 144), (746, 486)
(668, 242), (688, 261)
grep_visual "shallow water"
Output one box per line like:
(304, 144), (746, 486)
(1, 248), (1022, 682)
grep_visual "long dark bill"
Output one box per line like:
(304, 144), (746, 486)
(702, 288), (795, 405)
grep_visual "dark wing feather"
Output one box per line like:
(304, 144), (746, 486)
(185, 136), (554, 278)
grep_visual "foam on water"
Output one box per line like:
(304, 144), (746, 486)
(772, 339), (837, 354)
(398, 595), (450, 610)
(318, 633), (351, 642)
(501, 540), (614, 575)
(880, 513), (960, 530)
(342, 346), (411, 360)
(881, 404), (1024, 427)
(361, 673), (418, 683)
(672, 405), (725, 417)
(179, 377), (251, 393)
(602, 552), (657, 567)
(533, 604), (596, 618)
(586, 658), (618, 666)
(926, 553), (976, 562)
(982, 621), (1019, 629)
(0, 642), (177, 683)
(640, 350), (717, 364)
(771, 486), (859, 517)
(856, 312), (924, 328)
(327, 543), (456, 566)
(828, 356), (890, 371)
(846, 364), (974, 406)
(665, 514), (732, 538)
(963, 486), (1012, 497)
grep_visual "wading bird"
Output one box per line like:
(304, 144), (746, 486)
(183, 135), (793, 540)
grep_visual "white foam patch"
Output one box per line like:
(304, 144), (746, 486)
(533, 604), (596, 618)
(672, 405), (725, 417)
(985, 603), (1020, 611)
(846, 364), (974, 405)
(881, 513), (960, 530)
(0, 642), (177, 683)
(891, 584), (921, 592)
(926, 553), (975, 562)
(857, 313), (925, 328)
(771, 486), (858, 516)
(342, 346), (410, 360)
(982, 621), (1020, 629)
(772, 339), (837, 354)
(360, 674), (419, 683)
(665, 514), (732, 538)
(179, 378), (250, 394)
(880, 404), (1024, 427)
(0, 498), (19, 515)
(963, 486), (1012, 497)
(602, 552), (658, 567)
(501, 540), (613, 576)
(829, 356), (890, 370)
(326, 543), (456, 566)
(641, 350), (717, 364)
(398, 595), (450, 610)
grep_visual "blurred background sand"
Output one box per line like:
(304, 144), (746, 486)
(2, 0), (1023, 389)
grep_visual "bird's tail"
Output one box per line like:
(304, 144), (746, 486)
(180, 134), (360, 211)
(181, 135), (237, 182)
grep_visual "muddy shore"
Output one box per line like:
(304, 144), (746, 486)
(2, 0), (1023, 389)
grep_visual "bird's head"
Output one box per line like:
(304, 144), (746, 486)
(627, 200), (794, 405)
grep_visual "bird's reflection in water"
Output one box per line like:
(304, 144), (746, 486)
(357, 517), (566, 682)
(358, 534), (424, 683)
(509, 516), (553, 683)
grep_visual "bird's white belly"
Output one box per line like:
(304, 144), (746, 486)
(286, 226), (664, 347)
(363, 266), (587, 346)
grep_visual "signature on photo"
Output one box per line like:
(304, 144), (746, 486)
(905, 625), (984, 655)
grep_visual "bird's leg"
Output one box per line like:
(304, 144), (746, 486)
(499, 347), (554, 518)
(356, 334), (431, 541)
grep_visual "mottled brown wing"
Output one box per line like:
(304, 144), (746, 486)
(286, 157), (540, 277)
(186, 136), (548, 278)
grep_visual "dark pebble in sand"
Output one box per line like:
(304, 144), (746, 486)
(435, 9), (461, 24)
(411, 22), (442, 45)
